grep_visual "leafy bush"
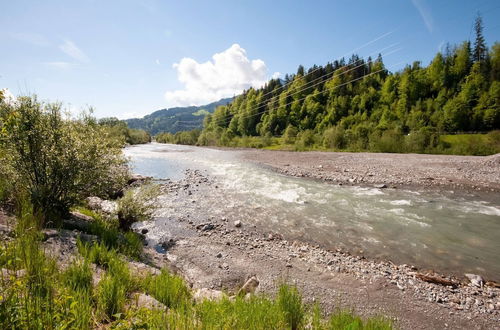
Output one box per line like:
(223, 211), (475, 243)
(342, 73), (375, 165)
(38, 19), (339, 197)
(117, 184), (160, 230)
(0, 95), (129, 226)
(323, 126), (346, 149)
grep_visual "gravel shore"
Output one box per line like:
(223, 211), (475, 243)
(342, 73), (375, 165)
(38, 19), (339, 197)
(239, 150), (500, 193)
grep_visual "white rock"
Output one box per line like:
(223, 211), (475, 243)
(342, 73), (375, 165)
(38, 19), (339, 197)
(193, 288), (226, 303)
(465, 273), (484, 288)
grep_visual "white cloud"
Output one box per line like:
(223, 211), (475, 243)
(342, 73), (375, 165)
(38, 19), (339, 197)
(164, 44), (278, 107)
(44, 61), (75, 70)
(59, 40), (90, 63)
(412, 0), (434, 33)
(1, 88), (17, 105)
(11, 33), (50, 47)
(155, 59), (161, 65)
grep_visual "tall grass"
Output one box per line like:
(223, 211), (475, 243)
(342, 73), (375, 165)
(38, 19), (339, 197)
(143, 269), (191, 309)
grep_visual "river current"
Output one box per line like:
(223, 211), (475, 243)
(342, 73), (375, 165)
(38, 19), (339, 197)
(124, 143), (500, 281)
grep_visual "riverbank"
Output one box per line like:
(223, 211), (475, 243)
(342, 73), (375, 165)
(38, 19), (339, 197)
(133, 169), (500, 330)
(238, 149), (500, 193)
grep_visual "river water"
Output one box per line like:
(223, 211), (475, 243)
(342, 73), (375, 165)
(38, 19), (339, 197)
(124, 143), (500, 281)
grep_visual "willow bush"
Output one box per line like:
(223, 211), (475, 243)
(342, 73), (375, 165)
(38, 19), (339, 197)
(0, 95), (129, 226)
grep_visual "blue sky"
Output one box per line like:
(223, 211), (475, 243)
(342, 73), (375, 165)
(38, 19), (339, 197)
(1, 0), (499, 119)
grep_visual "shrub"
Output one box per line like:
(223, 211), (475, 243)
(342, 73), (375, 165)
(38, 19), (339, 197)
(0, 95), (129, 226)
(117, 184), (160, 230)
(323, 126), (346, 149)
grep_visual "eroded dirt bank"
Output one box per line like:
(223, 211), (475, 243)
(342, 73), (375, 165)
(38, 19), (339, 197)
(238, 149), (500, 193)
(135, 170), (500, 330)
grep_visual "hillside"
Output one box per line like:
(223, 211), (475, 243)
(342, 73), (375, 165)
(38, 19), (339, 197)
(125, 98), (233, 135)
(195, 33), (499, 154)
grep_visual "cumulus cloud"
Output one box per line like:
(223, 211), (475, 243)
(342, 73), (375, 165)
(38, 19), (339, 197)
(59, 40), (90, 63)
(165, 44), (278, 107)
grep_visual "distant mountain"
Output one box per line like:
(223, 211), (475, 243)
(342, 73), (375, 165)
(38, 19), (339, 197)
(125, 97), (233, 135)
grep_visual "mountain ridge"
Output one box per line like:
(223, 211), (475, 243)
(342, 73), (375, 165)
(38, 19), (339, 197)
(125, 97), (233, 135)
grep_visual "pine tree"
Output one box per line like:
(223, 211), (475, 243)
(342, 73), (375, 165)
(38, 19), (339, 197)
(473, 14), (487, 63)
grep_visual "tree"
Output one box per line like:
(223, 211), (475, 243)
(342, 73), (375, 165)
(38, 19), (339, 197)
(473, 14), (487, 63)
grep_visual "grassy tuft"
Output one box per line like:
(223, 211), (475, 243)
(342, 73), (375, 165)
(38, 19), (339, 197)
(63, 259), (93, 293)
(277, 283), (305, 330)
(143, 268), (191, 309)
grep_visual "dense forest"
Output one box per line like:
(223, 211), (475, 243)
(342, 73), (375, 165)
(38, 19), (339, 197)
(158, 17), (499, 155)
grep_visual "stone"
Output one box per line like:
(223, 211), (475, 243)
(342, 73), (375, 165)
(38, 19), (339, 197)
(86, 196), (117, 214)
(234, 220), (242, 228)
(63, 211), (93, 231)
(128, 261), (161, 277)
(374, 184), (388, 189)
(193, 288), (227, 303)
(196, 223), (214, 231)
(216, 252), (223, 258)
(42, 229), (59, 241)
(465, 273), (484, 288)
(141, 228), (149, 235)
(238, 276), (259, 296)
(132, 293), (165, 309)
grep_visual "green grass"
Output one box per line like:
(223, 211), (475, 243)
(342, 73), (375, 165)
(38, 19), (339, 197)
(63, 259), (93, 293)
(73, 206), (143, 260)
(143, 268), (191, 309)
(440, 131), (500, 155)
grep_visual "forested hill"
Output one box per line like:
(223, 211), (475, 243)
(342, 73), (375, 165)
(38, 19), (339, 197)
(125, 97), (232, 135)
(196, 21), (499, 152)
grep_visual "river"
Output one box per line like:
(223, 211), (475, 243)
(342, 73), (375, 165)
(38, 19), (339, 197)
(124, 143), (500, 281)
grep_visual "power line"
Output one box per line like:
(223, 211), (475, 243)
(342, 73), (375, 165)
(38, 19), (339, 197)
(203, 48), (403, 128)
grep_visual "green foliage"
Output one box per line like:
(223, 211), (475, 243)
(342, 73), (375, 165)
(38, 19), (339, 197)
(73, 206), (143, 259)
(277, 284), (305, 330)
(156, 129), (201, 145)
(77, 240), (119, 268)
(63, 259), (93, 293)
(99, 117), (151, 145)
(116, 184), (160, 230)
(143, 269), (191, 309)
(327, 310), (392, 330)
(440, 131), (500, 155)
(96, 271), (127, 320)
(0, 96), (129, 226)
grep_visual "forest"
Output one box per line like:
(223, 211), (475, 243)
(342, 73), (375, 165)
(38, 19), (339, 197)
(158, 17), (500, 155)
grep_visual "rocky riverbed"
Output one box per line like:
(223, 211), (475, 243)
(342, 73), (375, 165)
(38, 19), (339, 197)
(239, 150), (500, 193)
(132, 169), (500, 330)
